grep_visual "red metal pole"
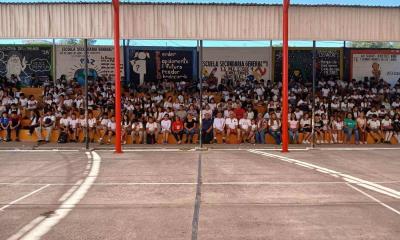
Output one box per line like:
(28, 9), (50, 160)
(281, 0), (290, 153)
(113, 0), (122, 153)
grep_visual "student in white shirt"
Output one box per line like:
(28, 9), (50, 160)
(213, 111), (226, 143)
(225, 112), (239, 143)
(239, 112), (252, 143)
(367, 114), (382, 143)
(98, 113), (110, 144)
(160, 114), (172, 144)
(381, 115), (393, 143)
(146, 116), (159, 144)
(35, 110), (56, 143)
(104, 116), (116, 144)
(59, 112), (70, 135)
(68, 113), (79, 142)
(131, 117), (144, 144)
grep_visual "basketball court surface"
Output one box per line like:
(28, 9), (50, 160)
(0, 145), (399, 239)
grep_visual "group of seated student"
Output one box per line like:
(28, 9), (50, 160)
(0, 73), (400, 145)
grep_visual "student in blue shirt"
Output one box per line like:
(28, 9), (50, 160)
(0, 112), (10, 142)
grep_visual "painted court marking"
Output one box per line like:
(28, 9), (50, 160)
(248, 150), (400, 200)
(347, 183), (400, 215)
(0, 184), (50, 212)
(7, 151), (101, 240)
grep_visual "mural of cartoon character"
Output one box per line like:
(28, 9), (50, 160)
(6, 54), (26, 82)
(130, 51), (150, 85)
(371, 62), (381, 81)
(252, 66), (267, 82)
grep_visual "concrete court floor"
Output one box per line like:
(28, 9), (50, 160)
(0, 147), (399, 240)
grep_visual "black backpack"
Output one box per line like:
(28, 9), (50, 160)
(57, 132), (68, 144)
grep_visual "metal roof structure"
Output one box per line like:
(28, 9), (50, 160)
(0, 0), (399, 7)
(0, 1), (399, 41)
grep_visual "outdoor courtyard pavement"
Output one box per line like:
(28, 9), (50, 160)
(0, 146), (399, 239)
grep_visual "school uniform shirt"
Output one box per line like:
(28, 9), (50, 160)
(366, 111), (378, 118)
(161, 119), (172, 131)
(334, 121), (344, 130)
(368, 119), (380, 130)
(132, 122), (144, 131)
(27, 100), (38, 110)
(69, 119), (78, 129)
(20, 98), (28, 108)
(225, 118), (238, 129)
(381, 119), (392, 129)
(88, 118), (97, 128)
(239, 118), (251, 130)
(213, 118), (225, 131)
(60, 117), (70, 127)
(146, 122), (158, 132)
(108, 121), (116, 131)
(100, 118), (110, 127)
(294, 110), (303, 120)
(78, 118), (87, 127)
(269, 119), (280, 131)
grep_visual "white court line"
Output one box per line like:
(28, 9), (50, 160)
(9, 151), (101, 240)
(0, 184), (50, 211)
(347, 183), (400, 215)
(1, 180), (400, 186)
(0, 149), (79, 152)
(58, 179), (83, 202)
(316, 147), (400, 151)
(248, 150), (400, 199)
(7, 216), (47, 240)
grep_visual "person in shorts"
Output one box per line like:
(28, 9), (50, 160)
(381, 115), (393, 143)
(225, 112), (239, 143)
(300, 113), (312, 144)
(160, 114), (172, 144)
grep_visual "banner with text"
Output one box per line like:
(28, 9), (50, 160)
(202, 47), (271, 85)
(128, 47), (196, 86)
(0, 45), (52, 86)
(351, 49), (400, 86)
(56, 45), (124, 85)
(274, 48), (343, 83)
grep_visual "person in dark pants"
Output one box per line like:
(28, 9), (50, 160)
(172, 116), (184, 144)
(184, 113), (197, 144)
(0, 112), (10, 142)
(202, 113), (214, 144)
(7, 111), (21, 141)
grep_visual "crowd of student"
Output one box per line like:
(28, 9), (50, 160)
(1, 73), (400, 145)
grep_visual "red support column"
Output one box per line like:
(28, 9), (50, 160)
(281, 0), (290, 153)
(113, 0), (122, 153)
